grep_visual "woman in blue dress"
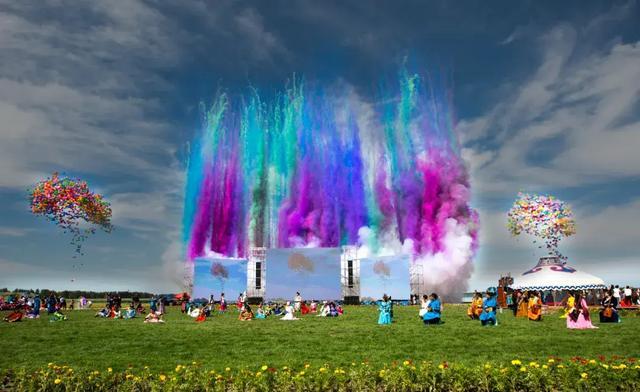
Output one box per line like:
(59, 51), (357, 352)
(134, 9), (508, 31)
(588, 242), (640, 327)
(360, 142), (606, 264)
(378, 295), (392, 325)
(479, 287), (498, 326)
(422, 293), (442, 325)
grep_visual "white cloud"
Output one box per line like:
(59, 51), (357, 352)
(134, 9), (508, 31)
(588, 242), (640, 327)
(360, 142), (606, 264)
(460, 26), (640, 194)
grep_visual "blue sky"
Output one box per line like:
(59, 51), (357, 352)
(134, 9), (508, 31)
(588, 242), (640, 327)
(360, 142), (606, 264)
(1, 1), (639, 292)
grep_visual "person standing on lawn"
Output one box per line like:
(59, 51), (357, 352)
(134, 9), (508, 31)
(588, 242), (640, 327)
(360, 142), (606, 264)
(527, 291), (543, 321)
(377, 294), (392, 325)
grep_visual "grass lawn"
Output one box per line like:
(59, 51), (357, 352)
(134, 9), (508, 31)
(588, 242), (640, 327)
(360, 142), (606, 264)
(1, 305), (638, 371)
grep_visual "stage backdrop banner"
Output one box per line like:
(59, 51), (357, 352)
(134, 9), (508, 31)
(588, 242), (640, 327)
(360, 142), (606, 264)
(192, 258), (247, 301)
(266, 248), (341, 301)
(360, 255), (411, 300)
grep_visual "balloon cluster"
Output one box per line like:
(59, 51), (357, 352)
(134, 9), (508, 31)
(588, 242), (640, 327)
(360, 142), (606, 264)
(29, 173), (113, 255)
(507, 192), (576, 259)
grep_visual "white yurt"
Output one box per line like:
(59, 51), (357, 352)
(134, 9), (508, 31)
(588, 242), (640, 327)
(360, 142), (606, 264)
(511, 255), (606, 304)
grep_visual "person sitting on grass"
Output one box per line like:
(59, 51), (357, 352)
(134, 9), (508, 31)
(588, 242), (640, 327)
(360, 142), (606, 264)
(50, 310), (67, 322)
(377, 295), (392, 325)
(467, 292), (483, 320)
(4, 309), (23, 323)
(239, 304), (254, 321)
(326, 302), (339, 317)
(419, 294), (430, 318)
(123, 304), (136, 319)
(599, 290), (620, 323)
(317, 301), (330, 317)
(189, 305), (201, 318)
(195, 305), (207, 323)
(144, 311), (164, 323)
(479, 287), (498, 326)
(255, 303), (267, 319)
(310, 300), (318, 313)
(422, 293), (442, 325)
(95, 307), (110, 318)
(300, 301), (310, 315)
(281, 301), (299, 321)
(528, 291), (543, 321)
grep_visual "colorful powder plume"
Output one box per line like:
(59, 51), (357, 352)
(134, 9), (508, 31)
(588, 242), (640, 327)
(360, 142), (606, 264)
(183, 69), (479, 297)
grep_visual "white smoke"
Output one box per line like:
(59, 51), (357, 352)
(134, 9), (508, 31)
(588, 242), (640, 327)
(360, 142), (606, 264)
(412, 218), (475, 300)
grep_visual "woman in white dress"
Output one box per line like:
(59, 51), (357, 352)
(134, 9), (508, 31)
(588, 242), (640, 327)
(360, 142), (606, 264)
(281, 301), (299, 320)
(294, 292), (302, 312)
(317, 301), (330, 317)
(419, 294), (430, 318)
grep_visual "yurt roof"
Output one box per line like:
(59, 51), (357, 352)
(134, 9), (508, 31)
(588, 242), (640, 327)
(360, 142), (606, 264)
(511, 256), (606, 291)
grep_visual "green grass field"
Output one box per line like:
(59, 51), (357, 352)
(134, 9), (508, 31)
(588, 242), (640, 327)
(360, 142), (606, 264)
(1, 305), (638, 372)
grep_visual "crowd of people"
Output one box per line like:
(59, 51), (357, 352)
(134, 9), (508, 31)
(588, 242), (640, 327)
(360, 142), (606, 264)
(3, 285), (638, 328)
(0, 293), (70, 322)
(180, 291), (345, 323)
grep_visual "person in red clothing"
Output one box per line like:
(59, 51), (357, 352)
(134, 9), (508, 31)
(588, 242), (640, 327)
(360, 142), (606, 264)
(300, 301), (310, 315)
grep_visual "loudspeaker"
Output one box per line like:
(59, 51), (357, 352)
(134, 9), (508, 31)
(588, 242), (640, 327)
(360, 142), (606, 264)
(347, 259), (354, 288)
(247, 296), (263, 305)
(255, 261), (262, 290)
(343, 296), (360, 305)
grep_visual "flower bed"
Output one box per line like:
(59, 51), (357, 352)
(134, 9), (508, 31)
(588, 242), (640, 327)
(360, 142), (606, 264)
(2, 357), (639, 391)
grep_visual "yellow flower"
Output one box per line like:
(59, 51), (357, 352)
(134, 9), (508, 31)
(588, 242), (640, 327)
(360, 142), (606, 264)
(484, 363), (491, 369)
(403, 360), (410, 366)
(351, 362), (356, 366)
(438, 364), (445, 370)
(319, 367), (327, 373)
(529, 362), (538, 367)
(298, 371), (305, 376)
(192, 361), (197, 365)
(542, 365), (548, 369)
(619, 364), (627, 369)
(108, 368), (112, 373)
(54, 379), (62, 385)
(589, 359), (596, 364)
(261, 365), (268, 371)
(635, 365), (640, 370)
(282, 366), (288, 370)
(581, 372), (588, 379)
(134, 376), (141, 382)
(175, 365), (182, 372)
(558, 364), (565, 369)
(126, 374), (133, 380)
(255, 372), (262, 377)
(225, 367), (231, 372)
(601, 364), (609, 369)
(48, 363), (54, 368)
(305, 364), (310, 369)
(378, 370), (385, 377)
(159, 374), (167, 382)
(520, 366), (527, 372)
(547, 359), (555, 364)
(511, 360), (522, 366)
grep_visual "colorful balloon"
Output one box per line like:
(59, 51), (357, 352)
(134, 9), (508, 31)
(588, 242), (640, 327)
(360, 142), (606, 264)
(507, 192), (575, 259)
(29, 172), (113, 255)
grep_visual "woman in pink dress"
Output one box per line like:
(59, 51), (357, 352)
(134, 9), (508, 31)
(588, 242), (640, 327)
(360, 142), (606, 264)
(567, 292), (598, 329)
